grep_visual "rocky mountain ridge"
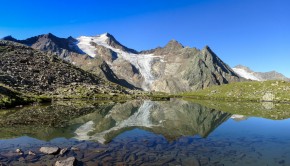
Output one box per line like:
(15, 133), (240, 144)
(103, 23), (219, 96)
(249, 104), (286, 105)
(3, 33), (243, 93)
(232, 65), (290, 81)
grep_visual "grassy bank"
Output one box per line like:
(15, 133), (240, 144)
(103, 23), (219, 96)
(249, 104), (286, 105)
(181, 80), (290, 103)
(0, 83), (173, 108)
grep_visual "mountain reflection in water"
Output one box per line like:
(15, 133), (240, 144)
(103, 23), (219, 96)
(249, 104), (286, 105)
(0, 99), (231, 143)
(73, 99), (231, 143)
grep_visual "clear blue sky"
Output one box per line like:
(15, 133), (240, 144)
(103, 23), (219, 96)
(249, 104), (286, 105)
(0, 0), (289, 77)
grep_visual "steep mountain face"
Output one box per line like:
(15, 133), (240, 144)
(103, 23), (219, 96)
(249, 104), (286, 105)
(4, 33), (242, 93)
(233, 65), (290, 81)
(0, 40), (130, 95)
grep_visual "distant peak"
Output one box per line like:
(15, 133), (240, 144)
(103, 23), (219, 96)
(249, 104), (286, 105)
(92, 32), (138, 54)
(98, 32), (112, 37)
(2, 35), (17, 41)
(67, 36), (77, 42)
(203, 45), (212, 51)
(233, 65), (253, 73)
(42, 33), (56, 38)
(103, 32), (110, 36)
(101, 33), (116, 40)
(234, 64), (247, 68)
(165, 39), (184, 50)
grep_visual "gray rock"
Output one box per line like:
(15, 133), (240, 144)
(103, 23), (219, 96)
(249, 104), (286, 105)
(15, 149), (23, 155)
(55, 157), (77, 166)
(28, 151), (36, 156)
(60, 148), (68, 155)
(39, 147), (60, 155)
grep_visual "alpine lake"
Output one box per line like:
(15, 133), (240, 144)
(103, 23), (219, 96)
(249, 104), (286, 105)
(0, 98), (290, 166)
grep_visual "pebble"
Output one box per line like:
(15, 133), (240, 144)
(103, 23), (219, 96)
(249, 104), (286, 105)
(28, 151), (36, 156)
(71, 147), (79, 151)
(15, 149), (23, 155)
(60, 148), (68, 155)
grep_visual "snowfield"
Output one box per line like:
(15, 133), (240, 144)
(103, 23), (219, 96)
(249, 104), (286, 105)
(77, 33), (161, 90)
(232, 67), (261, 81)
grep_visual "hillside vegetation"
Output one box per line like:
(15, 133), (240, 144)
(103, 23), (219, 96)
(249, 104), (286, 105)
(182, 80), (290, 103)
(0, 84), (36, 108)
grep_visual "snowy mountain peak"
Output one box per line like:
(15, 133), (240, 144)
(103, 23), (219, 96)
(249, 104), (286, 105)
(233, 65), (290, 82)
(234, 65), (253, 73)
(232, 66), (261, 81)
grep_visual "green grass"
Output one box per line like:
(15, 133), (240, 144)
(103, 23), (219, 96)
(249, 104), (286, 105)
(0, 84), (28, 107)
(0, 83), (173, 108)
(181, 80), (290, 103)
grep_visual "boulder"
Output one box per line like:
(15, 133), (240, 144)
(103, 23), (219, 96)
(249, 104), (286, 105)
(55, 157), (77, 166)
(39, 147), (60, 155)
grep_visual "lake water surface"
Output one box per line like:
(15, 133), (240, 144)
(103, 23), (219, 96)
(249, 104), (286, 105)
(0, 99), (290, 166)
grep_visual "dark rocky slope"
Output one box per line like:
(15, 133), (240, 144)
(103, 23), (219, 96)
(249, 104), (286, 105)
(0, 40), (131, 97)
(3, 34), (137, 89)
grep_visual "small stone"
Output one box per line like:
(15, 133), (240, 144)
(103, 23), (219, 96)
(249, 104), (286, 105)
(39, 147), (60, 155)
(60, 148), (68, 155)
(16, 148), (23, 154)
(55, 157), (77, 166)
(28, 151), (36, 156)
(71, 147), (79, 151)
